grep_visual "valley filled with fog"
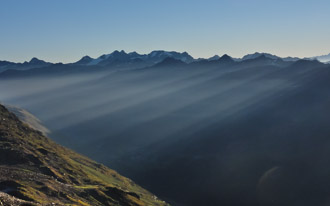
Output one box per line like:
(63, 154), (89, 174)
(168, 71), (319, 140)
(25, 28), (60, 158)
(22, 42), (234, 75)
(1, 55), (330, 206)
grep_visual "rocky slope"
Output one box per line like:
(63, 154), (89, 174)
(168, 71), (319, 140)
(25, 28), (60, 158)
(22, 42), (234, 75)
(0, 104), (167, 206)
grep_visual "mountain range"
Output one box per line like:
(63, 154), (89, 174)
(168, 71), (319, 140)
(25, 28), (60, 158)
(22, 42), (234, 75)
(1, 51), (329, 75)
(75, 50), (195, 66)
(0, 58), (51, 73)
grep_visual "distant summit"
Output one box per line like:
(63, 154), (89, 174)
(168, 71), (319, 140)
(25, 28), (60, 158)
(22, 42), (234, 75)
(241, 52), (299, 62)
(75, 55), (93, 65)
(73, 50), (194, 67)
(29, 57), (43, 64)
(218, 54), (234, 63)
(147, 51), (194, 63)
(208, 55), (220, 61)
(22, 57), (48, 66)
(309, 53), (330, 63)
(242, 52), (280, 61)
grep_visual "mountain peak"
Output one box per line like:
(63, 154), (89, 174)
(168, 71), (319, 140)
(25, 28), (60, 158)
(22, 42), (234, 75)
(219, 54), (233, 60)
(208, 55), (220, 61)
(29, 57), (39, 62)
(80, 55), (93, 62)
(215, 54), (235, 65)
(242, 52), (279, 61)
(29, 57), (45, 64)
(81, 55), (92, 59)
(112, 50), (127, 55)
(75, 55), (94, 65)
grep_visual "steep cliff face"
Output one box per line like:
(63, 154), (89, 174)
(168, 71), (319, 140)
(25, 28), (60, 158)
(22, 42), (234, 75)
(0, 104), (167, 206)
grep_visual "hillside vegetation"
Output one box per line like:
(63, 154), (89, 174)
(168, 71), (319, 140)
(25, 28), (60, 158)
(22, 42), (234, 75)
(0, 104), (167, 206)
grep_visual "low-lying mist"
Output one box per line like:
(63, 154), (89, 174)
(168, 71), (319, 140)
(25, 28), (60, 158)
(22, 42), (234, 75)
(1, 60), (330, 206)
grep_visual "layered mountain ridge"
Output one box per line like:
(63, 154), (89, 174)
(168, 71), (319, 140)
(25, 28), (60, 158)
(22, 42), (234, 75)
(1, 51), (327, 80)
(1, 51), (330, 75)
(0, 58), (51, 73)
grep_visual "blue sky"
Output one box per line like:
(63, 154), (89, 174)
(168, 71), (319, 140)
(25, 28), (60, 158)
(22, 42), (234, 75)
(1, 0), (330, 63)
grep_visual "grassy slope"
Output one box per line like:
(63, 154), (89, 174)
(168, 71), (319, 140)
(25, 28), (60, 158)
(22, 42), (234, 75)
(0, 104), (167, 206)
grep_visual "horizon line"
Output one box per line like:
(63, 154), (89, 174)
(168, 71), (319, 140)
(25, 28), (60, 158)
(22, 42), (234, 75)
(2, 50), (330, 64)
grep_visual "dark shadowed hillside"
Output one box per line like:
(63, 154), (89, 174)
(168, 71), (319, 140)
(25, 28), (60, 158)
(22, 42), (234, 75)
(0, 104), (167, 206)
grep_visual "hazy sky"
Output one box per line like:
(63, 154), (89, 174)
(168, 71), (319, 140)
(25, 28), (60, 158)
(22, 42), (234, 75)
(1, 0), (330, 63)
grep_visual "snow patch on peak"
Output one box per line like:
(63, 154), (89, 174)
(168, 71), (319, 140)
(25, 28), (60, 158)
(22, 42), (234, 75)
(87, 58), (103, 65)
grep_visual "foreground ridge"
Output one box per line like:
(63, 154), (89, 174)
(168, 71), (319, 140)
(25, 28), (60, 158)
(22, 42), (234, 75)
(0, 104), (167, 206)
